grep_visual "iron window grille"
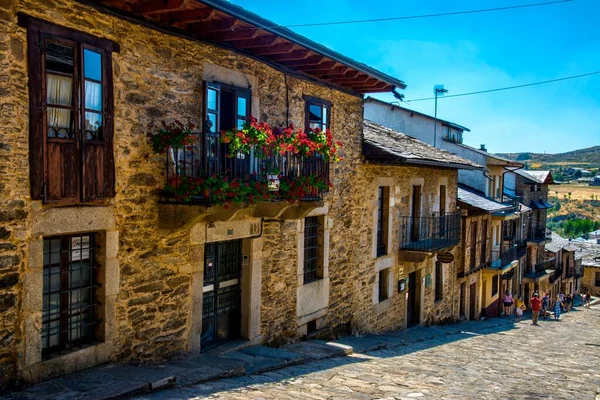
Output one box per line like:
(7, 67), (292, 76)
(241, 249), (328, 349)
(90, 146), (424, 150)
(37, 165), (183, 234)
(378, 269), (390, 303)
(303, 216), (321, 284)
(42, 233), (100, 358)
(491, 275), (499, 297)
(376, 186), (388, 257)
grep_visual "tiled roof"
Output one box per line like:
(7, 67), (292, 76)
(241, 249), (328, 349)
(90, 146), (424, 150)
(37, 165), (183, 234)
(547, 232), (600, 267)
(362, 120), (483, 170)
(457, 187), (511, 212)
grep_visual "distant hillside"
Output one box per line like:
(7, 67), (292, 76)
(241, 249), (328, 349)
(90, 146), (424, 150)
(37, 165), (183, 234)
(496, 146), (600, 165)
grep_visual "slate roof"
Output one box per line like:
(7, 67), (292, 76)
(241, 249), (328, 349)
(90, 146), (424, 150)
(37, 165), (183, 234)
(362, 120), (483, 170)
(546, 233), (578, 253)
(364, 97), (470, 132)
(457, 187), (512, 212)
(453, 143), (523, 166)
(515, 170), (554, 184)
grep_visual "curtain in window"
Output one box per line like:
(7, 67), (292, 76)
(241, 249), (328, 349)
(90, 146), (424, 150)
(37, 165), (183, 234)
(46, 74), (73, 138)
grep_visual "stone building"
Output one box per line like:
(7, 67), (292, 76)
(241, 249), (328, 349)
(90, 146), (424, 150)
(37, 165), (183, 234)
(0, 0), (415, 387)
(362, 121), (482, 328)
(504, 170), (554, 302)
(363, 98), (529, 317)
(545, 233), (579, 297)
(456, 187), (517, 320)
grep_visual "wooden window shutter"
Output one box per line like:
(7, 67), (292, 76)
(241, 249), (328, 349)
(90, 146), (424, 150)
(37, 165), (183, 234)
(26, 29), (45, 200)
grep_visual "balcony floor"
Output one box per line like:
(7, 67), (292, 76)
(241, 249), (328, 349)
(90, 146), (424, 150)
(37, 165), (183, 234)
(399, 238), (460, 253)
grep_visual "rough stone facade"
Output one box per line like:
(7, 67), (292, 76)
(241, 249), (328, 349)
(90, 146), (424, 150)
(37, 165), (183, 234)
(580, 267), (600, 297)
(0, 0), (369, 388)
(352, 166), (461, 331)
(455, 212), (493, 321)
(0, 0), (476, 389)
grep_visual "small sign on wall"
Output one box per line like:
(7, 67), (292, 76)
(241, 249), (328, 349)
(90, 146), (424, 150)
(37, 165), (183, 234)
(398, 279), (406, 293)
(425, 274), (432, 287)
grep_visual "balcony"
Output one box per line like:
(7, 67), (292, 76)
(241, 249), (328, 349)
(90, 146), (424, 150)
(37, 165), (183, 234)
(399, 213), (460, 252)
(549, 263), (563, 284)
(524, 258), (555, 280)
(490, 246), (518, 270)
(158, 131), (329, 227)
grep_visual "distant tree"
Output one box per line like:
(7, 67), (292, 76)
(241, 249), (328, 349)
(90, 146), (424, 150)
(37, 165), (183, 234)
(568, 192), (572, 199)
(574, 170), (583, 179)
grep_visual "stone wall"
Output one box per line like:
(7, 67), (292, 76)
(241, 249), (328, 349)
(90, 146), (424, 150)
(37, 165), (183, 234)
(581, 267), (600, 296)
(0, 0), (366, 386)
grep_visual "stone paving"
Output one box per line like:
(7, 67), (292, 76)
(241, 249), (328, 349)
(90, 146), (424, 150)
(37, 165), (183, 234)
(135, 307), (600, 400)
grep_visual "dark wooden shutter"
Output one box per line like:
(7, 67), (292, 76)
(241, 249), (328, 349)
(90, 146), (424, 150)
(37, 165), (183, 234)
(26, 28), (45, 200)
(43, 37), (80, 204)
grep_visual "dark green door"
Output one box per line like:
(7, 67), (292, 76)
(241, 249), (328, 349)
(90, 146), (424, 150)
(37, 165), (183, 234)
(201, 239), (242, 350)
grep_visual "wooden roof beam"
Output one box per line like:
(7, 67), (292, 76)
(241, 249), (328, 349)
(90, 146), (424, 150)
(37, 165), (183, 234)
(312, 69), (358, 80)
(162, 8), (215, 27)
(330, 75), (373, 84)
(190, 18), (238, 33)
(230, 35), (279, 48)
(133, 0), (185, 15)
(350, 82), (389, 92)
(280, 55), (327, 67)
(299, 62), (340, 73)
(251, 43), (296, 56)
(267, 49), (312, 62)
(208, 29), (259, 42)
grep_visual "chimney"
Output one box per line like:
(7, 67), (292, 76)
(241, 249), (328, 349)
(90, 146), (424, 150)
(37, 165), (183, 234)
(480, 144), (487, 152)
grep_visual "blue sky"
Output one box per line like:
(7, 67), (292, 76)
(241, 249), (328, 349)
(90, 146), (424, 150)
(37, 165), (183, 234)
(232, 0), (600, 154)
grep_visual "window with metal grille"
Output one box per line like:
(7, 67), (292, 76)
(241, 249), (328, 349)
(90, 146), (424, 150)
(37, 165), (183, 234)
(42, 233), (100, 357)
(376, 186), (389, 257)
(491, 275), (499, 297)
(378, 268), (390, 303)
(595, 272), (600, 287)
(303, 216), (322, 284)
(435, 261), (443, 301)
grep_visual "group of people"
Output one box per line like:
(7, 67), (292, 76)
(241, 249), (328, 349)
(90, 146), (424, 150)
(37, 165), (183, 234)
(502, 290), (593, 325)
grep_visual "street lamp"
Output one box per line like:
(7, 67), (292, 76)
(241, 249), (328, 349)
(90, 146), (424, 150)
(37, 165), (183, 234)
(433, 85), (448, 147)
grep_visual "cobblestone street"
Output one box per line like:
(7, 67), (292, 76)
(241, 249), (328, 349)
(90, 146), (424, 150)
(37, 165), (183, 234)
(137, 307), (600, 400)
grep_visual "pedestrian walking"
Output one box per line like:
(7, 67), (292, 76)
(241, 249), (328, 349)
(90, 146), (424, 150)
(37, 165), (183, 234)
(552, 295), (563, 320)
(565, 294), (572, 312)
(586, 291), (592, 308)
(530, 293), (541, 325)
(559, 291), (565, 311)
(514, 296), (525, 322)
(502, 290), (513, 317)
(541, 292), (550, 319)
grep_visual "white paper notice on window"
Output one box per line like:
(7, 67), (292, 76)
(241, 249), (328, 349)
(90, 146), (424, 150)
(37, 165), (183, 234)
(71, 236), (90, 261)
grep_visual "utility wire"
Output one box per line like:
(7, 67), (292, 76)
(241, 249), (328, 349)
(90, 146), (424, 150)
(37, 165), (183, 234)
(235, 0), (573, 30)
(405, 71), (600, 102)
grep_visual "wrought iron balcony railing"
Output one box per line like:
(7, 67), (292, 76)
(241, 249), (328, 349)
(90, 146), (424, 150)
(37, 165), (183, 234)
(161, 132), (329, 204)
(490, 246), (518, 270)
(399, 213), (461, 252)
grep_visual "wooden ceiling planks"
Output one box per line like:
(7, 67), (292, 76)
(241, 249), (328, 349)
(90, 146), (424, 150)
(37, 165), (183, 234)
(94, 0), (398, 93)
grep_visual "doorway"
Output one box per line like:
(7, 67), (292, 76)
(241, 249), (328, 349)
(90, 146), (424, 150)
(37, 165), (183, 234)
(469, 283), (477, 320)
(201, 239), (243, 351)
(407, 271), (420, 327)
(459, 282), (466, 318)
